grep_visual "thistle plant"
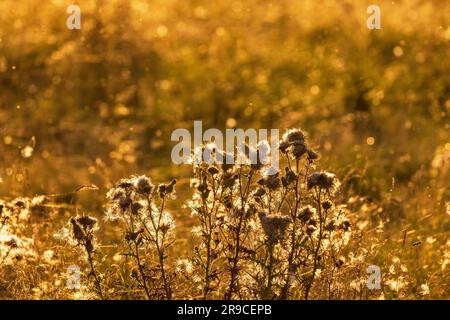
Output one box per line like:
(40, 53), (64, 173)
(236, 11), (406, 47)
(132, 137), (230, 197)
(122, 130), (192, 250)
(272, 130), (350, 299)
(68, 215), (104, 299)
(186, 128), (352, 300)
(254, 129), (351, 300)
(221, 162), (257, 300)
(105, 175), (176, 299)
(188, 143), (269, 299)
(188, 162), (226, 299)
(255, 211), (291, 299)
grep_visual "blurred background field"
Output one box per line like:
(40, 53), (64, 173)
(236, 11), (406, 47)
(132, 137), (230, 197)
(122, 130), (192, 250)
(0, 0), (449, 298)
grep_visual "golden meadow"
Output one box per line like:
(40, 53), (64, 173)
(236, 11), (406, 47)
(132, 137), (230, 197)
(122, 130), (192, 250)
(0, 0), (449, 299)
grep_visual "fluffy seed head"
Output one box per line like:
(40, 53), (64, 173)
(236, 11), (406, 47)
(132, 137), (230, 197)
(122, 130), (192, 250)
(258, 211), (291, 243)
(307, 171), (339, 192)
(135, 176), (154, 195)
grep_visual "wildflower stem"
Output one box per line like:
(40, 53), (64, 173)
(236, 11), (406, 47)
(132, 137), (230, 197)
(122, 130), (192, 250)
(305, 188), (323, 300)
(201, 197), (213, 299)
(225, 169), (254, 300)
(133, 242), (151, 299)
(86, 249), (104, 300)
(147, 194), (172, 300)
(281, 159), (302, 299)
(263, 240), (276, 299)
